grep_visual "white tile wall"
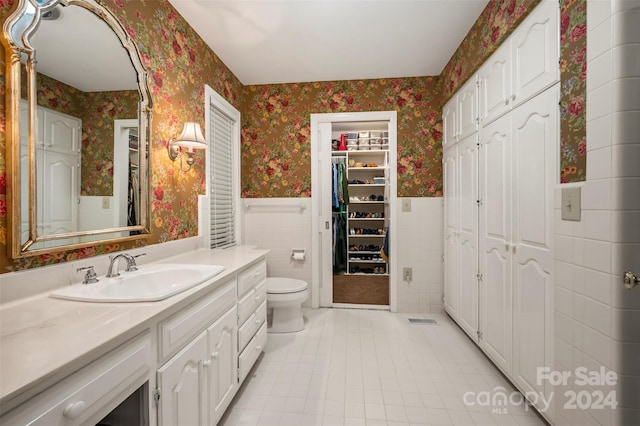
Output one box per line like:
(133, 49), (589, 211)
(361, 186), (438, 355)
(241, 198), (313, 306)
(395, 198), (444, 314)
(554, 1), (640, 424)
(242, 197), (445, 313)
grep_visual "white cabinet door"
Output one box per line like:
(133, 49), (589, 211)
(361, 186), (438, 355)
(207, 306), (238, 426)
(457, 76), (479, 140)
(157, 331), (208, 426)
(511, 85), (557, 408)
(479, 114), (513, 375)
(442, 97), (458, 148)
(40, 150), (79, 236)
(478, 41), (512, 126)
(456, 135), (478, 339)
(443, 146), (458, 316)
(512, 0), (559, 106)
(44, 110), (81, 155)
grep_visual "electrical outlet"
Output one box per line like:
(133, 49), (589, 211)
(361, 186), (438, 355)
(102, 197), (110, 209)
(402, 198), (411, 212)
(403, 267), (412, 282)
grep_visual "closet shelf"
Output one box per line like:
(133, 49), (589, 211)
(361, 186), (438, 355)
(348, 184), (384, 187)
(348, 234), (385, 238)
(349, 166), (385, 171)
(346, 273), (389, 277)
(349, 201), (384, 204)
(347, 218), (385, 221)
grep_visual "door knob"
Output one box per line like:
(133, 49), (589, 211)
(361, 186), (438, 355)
(624, 271), (639, 289)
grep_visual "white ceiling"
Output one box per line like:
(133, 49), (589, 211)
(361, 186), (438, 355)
(168, 0), (490, 85)
(32, 5), (137, 92)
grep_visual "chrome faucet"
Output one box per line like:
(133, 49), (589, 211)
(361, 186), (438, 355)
(106, 253), (136, 278)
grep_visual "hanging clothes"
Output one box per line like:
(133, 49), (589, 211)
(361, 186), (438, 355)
(333, 213), (347, 273)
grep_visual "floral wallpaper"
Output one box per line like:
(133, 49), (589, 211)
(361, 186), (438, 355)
(559, 0), (587, 182)
(241, 77), (443, 198)
(79, 89), (139, 196)
(0, 0), (243, 272)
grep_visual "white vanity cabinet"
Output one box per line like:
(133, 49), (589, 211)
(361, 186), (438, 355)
(0, 247), (270, 426)
(236, 260), (267, 383)
(0, 333), (152, 426)
(157, 279), (237, 426)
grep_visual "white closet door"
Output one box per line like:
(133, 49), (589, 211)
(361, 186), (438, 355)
(456, 135), (479, 339)
(318, 122), (334, 307)
(511, 85), (557, 406)
(479, 114), (513, 375)
(478, 41), (512, 126)
(442, 97), (458, 148)
(443, 146), (459, 317)
(512, 0), (559, 106)
(457, 76), (479, 140)
(40, 150), (79, 237)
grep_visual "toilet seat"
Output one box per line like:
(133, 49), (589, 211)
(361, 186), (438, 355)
(266, 278), (307, 294)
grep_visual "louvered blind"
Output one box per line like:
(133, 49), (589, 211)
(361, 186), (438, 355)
(209, 104), (236, 248)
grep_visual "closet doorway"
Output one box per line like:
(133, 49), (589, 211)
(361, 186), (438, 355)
(311, 111), (397, 311)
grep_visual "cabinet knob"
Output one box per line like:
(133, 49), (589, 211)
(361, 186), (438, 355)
(63, 401), (86, 420)
(202, 360), (211, 367)
(256, 345), (262, 352)
(505, 241), (510, 250)
(511, 94), (516, 101)
(211, 351), (219, 359)
(505, 98), (510, 105)
(255, 295), (260, 302)
(255, 319), (261, 325)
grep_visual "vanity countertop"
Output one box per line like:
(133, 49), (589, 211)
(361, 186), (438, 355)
(0, 245), (269, 410)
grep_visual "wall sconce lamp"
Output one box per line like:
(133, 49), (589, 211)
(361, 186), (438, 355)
(168, 122), (207, 171)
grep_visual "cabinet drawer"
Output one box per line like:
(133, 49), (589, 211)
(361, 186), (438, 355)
(238, 301), (267, 352)
(237, 288), (256, 326)
(237, 260), (266, 297)
(238, 281), (267, 325)
(238, 322), (267, 383)
(159, 279), (236, 360)
(1, 333), (152, 426)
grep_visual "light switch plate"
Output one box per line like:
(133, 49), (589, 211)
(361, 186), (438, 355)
(402, 198), (411, 212)
(561, 187), (581, 221)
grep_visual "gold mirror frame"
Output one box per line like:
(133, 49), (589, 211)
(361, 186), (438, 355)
(2, 0), (153, 259)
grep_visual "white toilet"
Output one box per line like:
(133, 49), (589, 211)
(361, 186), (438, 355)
(265, 278), (308, 333)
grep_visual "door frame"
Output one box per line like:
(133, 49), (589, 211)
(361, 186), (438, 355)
(310, 111), (398, 311)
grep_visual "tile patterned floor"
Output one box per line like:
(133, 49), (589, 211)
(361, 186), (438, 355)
(219, 308), (547, 426)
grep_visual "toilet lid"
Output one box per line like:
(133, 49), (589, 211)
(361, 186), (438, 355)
(266, 278), (308, 294)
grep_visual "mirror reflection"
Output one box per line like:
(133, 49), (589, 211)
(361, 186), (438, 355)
(19, 3), (143, 250)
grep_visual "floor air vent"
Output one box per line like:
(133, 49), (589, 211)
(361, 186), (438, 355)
(408, 318), (438, 325)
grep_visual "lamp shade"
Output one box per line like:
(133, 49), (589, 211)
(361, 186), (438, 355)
(174, 122), (207, 150)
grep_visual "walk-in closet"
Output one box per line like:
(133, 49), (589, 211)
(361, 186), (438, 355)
(311, 111), (397, 310)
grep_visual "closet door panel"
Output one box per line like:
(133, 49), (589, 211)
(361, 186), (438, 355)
(512, 0), (559, 106)
(443, 97), (458, 148)
(512, 86), (557, 265)
(511, 85), (557, 412)
(513, 261), (548, 396)
(478, 41), (512, 126)
(479, 115), (512, 374)
(457, 77), (479, 140)
(443, 146), (458, 316)
(456, 136), (478, 338)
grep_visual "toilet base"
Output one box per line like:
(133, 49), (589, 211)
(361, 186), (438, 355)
(269, 305), (304, 333)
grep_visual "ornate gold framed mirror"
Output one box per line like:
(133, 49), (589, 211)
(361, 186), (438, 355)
(2, 0), (152, 258)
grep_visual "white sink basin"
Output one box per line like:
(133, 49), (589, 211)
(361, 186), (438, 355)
(50, 264), (225, 302)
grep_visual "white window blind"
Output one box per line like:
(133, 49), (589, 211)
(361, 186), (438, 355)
(209, 103), (236, 248)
